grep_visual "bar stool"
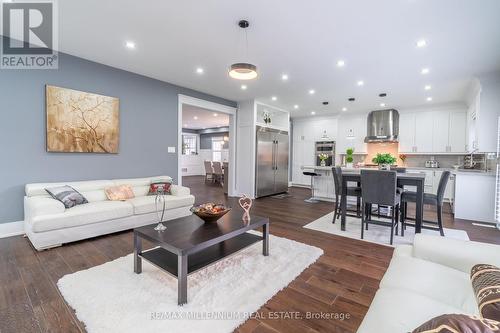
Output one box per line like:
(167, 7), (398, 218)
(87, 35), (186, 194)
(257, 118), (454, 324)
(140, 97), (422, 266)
(303, 171), (320, 203)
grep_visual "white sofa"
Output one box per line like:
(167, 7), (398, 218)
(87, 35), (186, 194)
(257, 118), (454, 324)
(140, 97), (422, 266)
(357, 234), (500, 333)
(24, 176), (195, 250)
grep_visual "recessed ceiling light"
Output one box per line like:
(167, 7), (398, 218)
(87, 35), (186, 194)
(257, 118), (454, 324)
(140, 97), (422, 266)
(281, 74), (288, 80)
(183, 124), (188, 127)
(309, 89), (315, 95)
(424, 85), (432, 91)
(241, 84), (247, 90)
(213, 113), (218, 117)
(416, 39), (427, 48)
(342, 107), (347, 112)
(196, 67), (204, 74)
(426, 97), (433, 102)
(421, 68), (430, 75)
(125, 41), (136, 49)
(311, 111), (316, 115)
(357, 80), (364, 86)
(380, 103), (386, 107)
(193, 116), (198, 120)
(294, 105), (299, 109)
(337, 60), (345, 67)
(271, 96), (277, 101)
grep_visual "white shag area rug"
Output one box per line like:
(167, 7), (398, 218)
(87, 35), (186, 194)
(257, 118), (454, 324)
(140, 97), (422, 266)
(57, 233), (323, 333)
(304, 212), (469, 247)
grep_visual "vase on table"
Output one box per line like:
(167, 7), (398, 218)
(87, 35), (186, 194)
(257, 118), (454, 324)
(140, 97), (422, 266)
(154, 187), (167, 231)
(320, 160), (326, 167)
(379, 164), (390, 170)
(346, 162), (353, 168)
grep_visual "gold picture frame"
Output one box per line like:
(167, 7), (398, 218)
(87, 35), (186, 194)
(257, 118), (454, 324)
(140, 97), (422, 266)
(46, 85), (119, 153)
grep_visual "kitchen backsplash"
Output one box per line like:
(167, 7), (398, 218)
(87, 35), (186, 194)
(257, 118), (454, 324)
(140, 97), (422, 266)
(403, 155), (464, 168)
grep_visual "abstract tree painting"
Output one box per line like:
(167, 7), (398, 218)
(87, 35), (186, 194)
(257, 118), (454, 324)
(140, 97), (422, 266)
(46, 85), (119, 153)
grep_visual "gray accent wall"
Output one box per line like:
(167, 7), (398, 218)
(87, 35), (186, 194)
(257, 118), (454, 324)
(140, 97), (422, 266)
(0, 38), (236, 223)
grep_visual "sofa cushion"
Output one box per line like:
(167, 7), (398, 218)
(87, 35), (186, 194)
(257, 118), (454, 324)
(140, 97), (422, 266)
(105, 185), (135, 201)
(31, 201), (133, 232)
(26, 180), (114, 197)
(25, 197), (65, 217)
(380, 256), (478, 314)
(45, 185), (88, 208)
(357, 288), (466, 333)
(127, 195), (194, 215)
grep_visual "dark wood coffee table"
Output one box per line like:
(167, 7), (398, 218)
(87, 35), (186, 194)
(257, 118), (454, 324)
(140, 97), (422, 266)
(133, 211), (270, 305)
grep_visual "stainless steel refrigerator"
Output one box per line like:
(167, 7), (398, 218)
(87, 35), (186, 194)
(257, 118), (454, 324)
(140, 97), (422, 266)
(255, 126), (289, 198)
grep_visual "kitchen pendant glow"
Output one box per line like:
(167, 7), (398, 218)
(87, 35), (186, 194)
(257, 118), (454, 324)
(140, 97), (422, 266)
(229, 63), (258, 80)
(229, 20), (258, 80)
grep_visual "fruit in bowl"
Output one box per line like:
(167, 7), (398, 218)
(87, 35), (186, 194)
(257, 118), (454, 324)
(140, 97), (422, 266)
(191, 203), (231, 223)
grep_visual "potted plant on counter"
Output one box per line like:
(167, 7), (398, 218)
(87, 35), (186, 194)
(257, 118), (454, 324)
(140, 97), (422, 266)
(372, 153), (397, 170)
(318, 153), (329, 167)
(345, 148), (354, 168)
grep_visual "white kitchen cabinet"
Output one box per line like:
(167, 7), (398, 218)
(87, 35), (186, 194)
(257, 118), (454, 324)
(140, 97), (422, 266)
(432, 112), (450, 152)
(414, 112), (434, 153)
(337, 114), (367, 154)
(399, 109), (467, 153)
(398, 113), (415, 153)
(292, 117), (337, 186)
(449, 112), (467, 152)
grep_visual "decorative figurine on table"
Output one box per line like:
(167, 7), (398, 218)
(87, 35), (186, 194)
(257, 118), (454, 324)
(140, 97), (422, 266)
(239, 194), (253, 222)
(154, 185), (168, 231)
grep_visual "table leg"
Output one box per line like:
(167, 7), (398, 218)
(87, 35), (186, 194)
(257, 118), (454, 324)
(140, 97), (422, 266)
(263, 222), (269, 256)
(178, 254), (188, 305)
(415, 180), (424, 233)
(133, 232), (142, 274)
(341, 179), (347, 231)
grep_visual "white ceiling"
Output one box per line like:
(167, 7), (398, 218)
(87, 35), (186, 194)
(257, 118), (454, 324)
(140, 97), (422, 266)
(182, 104), (229, 130)
(56, 0), (500, 117)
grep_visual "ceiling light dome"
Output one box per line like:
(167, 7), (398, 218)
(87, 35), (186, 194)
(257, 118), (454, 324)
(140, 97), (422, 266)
(229, 63), (258, 80)
(229, 20), (258, 80)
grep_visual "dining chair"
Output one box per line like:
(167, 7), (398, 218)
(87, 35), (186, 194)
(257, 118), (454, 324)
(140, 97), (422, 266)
(332, 166), (361, 223)
(400, 171), (450, 236)
(204, 161), (214, 183)
(212, 161), (224, 186)
(375, 166), (406, 217)
(360, 170), (401, 245)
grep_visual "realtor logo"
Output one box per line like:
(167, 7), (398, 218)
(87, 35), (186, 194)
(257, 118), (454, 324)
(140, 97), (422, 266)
(1, 0), (58, 69)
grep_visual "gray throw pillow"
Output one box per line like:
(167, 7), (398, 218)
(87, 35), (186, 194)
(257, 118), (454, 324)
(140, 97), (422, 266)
(45, 185), (88, 209)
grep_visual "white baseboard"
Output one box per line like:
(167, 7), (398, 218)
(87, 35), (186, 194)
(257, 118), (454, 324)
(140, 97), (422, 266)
(0, 221), (24, 239)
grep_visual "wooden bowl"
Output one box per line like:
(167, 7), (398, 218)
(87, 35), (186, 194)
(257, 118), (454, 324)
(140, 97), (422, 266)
(191, 204), (231, 223)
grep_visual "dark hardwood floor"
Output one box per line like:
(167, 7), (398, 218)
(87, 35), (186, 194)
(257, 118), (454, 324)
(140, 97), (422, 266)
(1, 175), (499, 333)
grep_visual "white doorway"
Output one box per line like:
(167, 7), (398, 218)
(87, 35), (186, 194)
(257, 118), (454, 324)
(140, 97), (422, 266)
(177, 95), (237, 196)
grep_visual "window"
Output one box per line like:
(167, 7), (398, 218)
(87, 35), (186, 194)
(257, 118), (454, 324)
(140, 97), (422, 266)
(182, 134), (197, 155)
(212, 137), (224, 162)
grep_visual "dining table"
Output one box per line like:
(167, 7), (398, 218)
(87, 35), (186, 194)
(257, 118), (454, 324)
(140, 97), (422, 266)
(340, 170), (426, 233)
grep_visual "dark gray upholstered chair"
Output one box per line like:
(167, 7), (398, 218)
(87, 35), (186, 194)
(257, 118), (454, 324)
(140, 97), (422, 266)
(332, 166), (361, 222)
(360, 170), (401, 245)
(303, 171), (320, 203)
(375, 166), (405, 217)
(401, 170), (450, 236)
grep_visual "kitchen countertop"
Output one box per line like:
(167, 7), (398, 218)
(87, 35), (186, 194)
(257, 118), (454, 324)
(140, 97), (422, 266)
(301, 165), (496, 176)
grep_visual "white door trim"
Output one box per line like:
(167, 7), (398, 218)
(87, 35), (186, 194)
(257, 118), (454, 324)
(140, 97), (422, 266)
(177, 94), (238, 196)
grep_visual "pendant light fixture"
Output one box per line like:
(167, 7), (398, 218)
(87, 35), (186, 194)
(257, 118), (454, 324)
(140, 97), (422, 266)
(229, 20), (258, 80)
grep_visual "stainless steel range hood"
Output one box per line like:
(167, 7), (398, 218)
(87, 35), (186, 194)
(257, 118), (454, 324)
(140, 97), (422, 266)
(364, 109), (399, 143)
